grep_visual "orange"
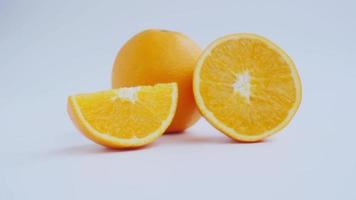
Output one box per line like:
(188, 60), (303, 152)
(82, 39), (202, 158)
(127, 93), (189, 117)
(193, 33), (302, 142)
(112, 29), (202, 133)
(67, 83), (178, 148)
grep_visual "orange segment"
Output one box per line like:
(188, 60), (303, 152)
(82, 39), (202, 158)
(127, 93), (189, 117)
(68, 83), (178, 148)
(194, 33), (302, 142)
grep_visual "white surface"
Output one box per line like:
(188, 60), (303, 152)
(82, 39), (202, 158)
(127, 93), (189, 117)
(1, 0), (356, 199)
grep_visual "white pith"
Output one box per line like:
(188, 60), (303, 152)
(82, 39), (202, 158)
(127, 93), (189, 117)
(233, 71), (250, 101)
(116, 87), (141, 102)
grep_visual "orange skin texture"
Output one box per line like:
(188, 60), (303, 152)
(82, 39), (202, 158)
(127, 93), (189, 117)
(112, 30), (202, 133)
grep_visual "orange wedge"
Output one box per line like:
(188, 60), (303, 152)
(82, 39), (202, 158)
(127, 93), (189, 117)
(193, 33), (302, 142)
(68, 83), (178, 148)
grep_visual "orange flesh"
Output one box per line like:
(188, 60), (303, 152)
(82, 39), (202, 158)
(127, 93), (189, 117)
(199, 38), (297, 136)
(73, 85), (174, 139)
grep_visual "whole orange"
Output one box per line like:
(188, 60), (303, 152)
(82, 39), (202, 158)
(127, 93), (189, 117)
(112, 29), (202, 133)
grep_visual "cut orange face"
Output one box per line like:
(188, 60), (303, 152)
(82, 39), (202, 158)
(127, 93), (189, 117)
(68, 83), (178, 148)
(194, 33), (302, 142)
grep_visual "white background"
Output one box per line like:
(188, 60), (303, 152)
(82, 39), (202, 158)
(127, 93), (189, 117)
(1, 0), (356, 199)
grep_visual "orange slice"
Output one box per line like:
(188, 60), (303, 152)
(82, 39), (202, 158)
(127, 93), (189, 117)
(67, 83), (178, 148)
(193, 33), (302, 142)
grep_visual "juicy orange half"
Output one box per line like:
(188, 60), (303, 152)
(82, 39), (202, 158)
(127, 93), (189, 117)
(68, 83), (178, 148)
(194, 33), (302, 142)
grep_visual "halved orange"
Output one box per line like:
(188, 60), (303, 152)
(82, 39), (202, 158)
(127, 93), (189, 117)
(193, 33), (302, 142)
(67, 83), (178, 148)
